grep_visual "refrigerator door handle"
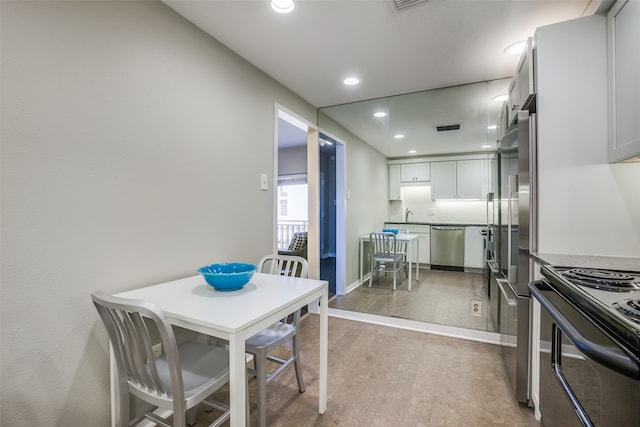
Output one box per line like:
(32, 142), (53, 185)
(497, 278), (518, 307)
(507, 174), (518, 283)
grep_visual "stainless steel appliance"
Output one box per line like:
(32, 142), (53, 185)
(430, 226), (464, 270)
(493, 101), (537, 405)
(530, 265), (640, 427)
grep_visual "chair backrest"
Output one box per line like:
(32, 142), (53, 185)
(370, 232), (399, 257)
(258, 254), (308, 278)
(287, 232), (308, 252)
(91, 291), (184, 412)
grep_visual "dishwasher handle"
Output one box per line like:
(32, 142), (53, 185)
(432, 226), (464, 231)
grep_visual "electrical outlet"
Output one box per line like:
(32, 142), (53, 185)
(471, 300), (482, 317)
(152, 343), (162, 359)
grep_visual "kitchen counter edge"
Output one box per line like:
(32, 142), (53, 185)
(531, 252), (640, 272)
(384, 221), (487, 227)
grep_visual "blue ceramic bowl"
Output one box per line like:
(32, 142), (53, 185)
(198, 262), (257, 291)
(382, 228), (399, 235)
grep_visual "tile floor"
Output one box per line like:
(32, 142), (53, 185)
(330, 269), (493, 332)
(193, 315), (539, 426)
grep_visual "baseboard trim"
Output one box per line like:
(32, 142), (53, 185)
(327, 308), (501, 345)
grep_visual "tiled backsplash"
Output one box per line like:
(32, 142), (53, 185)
(389, 186), (488, 224)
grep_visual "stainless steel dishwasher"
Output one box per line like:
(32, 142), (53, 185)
(430, 226), (464, 269)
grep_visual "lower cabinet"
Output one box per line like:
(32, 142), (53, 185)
(464, 226), (485, 269)
(403, 224), (430, 265)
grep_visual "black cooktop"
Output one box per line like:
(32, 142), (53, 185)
(541, 265), (640, 355)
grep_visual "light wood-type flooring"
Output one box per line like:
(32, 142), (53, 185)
(191, 314), (538, 426)
(330, 269), (493, 332)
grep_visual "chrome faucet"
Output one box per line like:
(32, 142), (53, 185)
(405, 208), (413, 223)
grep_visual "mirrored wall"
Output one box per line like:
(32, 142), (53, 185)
(318, 79), (510, 333)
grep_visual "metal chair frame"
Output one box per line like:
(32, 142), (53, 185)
(369, 232), (405, 291)
(92, 292), (230, 427)
(245, 254), (308, 427)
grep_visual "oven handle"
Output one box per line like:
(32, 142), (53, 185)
(530, 281), (640, 380)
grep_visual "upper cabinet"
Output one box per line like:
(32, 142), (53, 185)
(431, 159), (486, 200)
(507, 37), (535, 125)
(608, 0), (640, 162)
(400, 162), (430, 182)
(389, 164), (402, 200)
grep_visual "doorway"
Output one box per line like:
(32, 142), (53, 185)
(274, 105), (345, 297)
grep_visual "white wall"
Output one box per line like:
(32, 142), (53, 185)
(0, 1), (316, 425)
(278, 146), (307, 176)
(536, 15), (640, 257)
(390, 186), (487, 224)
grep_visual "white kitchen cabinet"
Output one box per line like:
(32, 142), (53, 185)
(389, 164), (402, 200)
(431, 160), (485, 200)
(464, 226), (485, 269)
(403, 224), (430, 265)
(430, 161), (456, 199)
(400, 162), (430, 182)
(608, 0), (640, 162)
(507, 37), (534, 126)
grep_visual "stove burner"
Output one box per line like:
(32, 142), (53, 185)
(561, 268), (639, 291)
(613, 299), (640, 324)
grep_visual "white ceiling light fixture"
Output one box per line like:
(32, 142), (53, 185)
(481, 145), (492, 149)
(271, 0), (295, 14)
(487, 125), (497, 130)
(492, 94), (508, 102)
(504, 41), (526, 56)
(343, 77), (360, 86)
(394, 134), (405, 139)
(409, 150), (417, 154)
(374, 111), (387, 118)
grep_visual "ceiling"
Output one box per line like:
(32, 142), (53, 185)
(163, 0), (603, 157)
(163, 0), (598, 109)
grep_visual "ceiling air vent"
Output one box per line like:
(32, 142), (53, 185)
(391, 0), (429, 13)
(436, 124), (461, 132)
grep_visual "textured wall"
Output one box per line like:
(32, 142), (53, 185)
(0, 1), (315, 424)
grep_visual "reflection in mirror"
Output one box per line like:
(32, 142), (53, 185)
(318, 79), (510, 334)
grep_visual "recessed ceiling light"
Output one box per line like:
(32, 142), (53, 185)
(394, 134), (405, 139)
(271, 0), (295, 14)
(481, 145), (492, 149)
(343, 77), (360, 86)
(409, 150), (417, 154)
(504, 41), (526, 56)
(373, 112), (387, 118)
(492, 94), (508, 102)
(487, 125), (497, 130)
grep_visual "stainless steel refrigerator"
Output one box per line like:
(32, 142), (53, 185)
(494, 99), (537, 405)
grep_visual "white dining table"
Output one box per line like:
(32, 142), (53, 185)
(360, 233), (420, 291)
(112, 272), (328, 427)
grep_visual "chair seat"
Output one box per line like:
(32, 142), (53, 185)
(246, 322), (295, 349)
(150, 341), (229, 399)
(372, 254), (404, 264)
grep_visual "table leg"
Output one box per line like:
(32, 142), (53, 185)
(319, 291), (328, 414)
(407, 241), (413, 291)
(359, 237), (364, 285)
(415, 238), (420, 280)
(110, 344), (118, 427)
(228, 335), (247, 427)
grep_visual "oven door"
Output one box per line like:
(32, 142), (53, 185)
(530, 281), (640, 427)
